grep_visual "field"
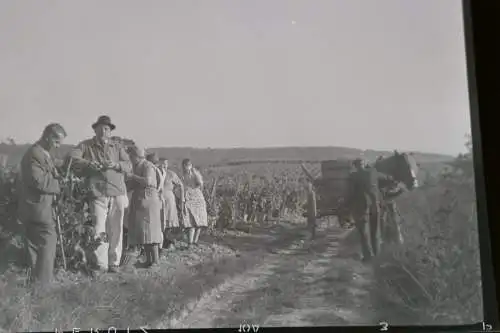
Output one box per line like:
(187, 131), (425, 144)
(0, 143), (482, 331)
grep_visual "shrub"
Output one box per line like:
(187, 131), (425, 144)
(0, 160), (99, 274)
(373, 135), (481, 324)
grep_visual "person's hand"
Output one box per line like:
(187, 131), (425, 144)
(88, 161), (103, 172)
(52, 165), (63, 178)
(129, 174), (141, 181)
(102, 161), (119, 171)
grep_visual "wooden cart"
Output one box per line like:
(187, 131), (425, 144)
(301, 160), (355, 228)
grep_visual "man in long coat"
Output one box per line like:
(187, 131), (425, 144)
(18, 123), (67, 287)
(70, 116), (132, 273)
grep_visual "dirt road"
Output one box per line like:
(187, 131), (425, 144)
(0, 219), (419, 331)
(156, 222), (385, 329)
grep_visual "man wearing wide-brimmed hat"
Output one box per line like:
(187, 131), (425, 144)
(70, 116), (132, 273)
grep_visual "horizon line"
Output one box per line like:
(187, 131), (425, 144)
(0, 141), (456, 157)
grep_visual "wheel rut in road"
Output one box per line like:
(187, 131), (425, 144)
(168, 226), (378, 329)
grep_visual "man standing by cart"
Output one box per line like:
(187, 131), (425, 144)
(346, 158), (394, 262)
(18, 123), (67, 287)
(70, 116), (132, 273)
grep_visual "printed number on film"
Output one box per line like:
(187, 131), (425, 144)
(238, 323), (260, 333)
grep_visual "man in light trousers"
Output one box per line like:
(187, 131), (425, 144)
(71, 116), (132, 273)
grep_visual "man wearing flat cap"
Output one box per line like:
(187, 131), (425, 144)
(70, 116), (132, 273)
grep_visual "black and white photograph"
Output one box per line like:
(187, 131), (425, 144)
(0, 0), (485, 331)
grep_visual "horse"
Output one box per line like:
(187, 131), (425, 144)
(374, 150), (419, 191)
(300, 151), (419, 244)
(372, 151), (420, 246)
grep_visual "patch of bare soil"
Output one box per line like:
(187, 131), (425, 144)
(164, 223), (385, 329)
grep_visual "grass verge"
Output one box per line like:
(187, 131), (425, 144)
(372, 178), (482, 325)
(0, 250), (264, 331)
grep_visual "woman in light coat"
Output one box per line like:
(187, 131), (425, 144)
(180, 158), (208, 247)
(158, 158), (184, 249)
(126, 146), (163, 267)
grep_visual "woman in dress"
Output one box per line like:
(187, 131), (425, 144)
(158, 158), (184, 249)
(180, 158), (208, 247)
(126, 146), (163, 267)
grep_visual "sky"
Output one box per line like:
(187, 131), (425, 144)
(0, 0), (471, 155)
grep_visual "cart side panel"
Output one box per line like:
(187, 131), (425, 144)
(316, 160), (353, 215)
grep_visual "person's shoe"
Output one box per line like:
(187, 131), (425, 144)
(108, 265), (120, 273)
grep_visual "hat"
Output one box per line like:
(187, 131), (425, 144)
(92, 115), (116, 131)
(352, 158), (363, 166)
(146, 152), (159, 164)
(129, 145), (145, 158)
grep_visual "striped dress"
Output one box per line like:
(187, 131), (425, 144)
(180, 168), (208, 228)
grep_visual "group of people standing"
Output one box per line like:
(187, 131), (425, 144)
(15, 114), (407, 288)
(17, 115), (208, 287)
(124, 147), (208, 268)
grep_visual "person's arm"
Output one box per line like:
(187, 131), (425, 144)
(23, 151), (60, 194)
(125, 174), (136, 192)
(129, 164), (156, 188)
(375, 169), (394, 183)
(70, 141), (93, 170)
(389, 182), (407, 196)
(115, 146), (132, 174)
(171, 172), (185, 202)
(193, 168), (203, 188)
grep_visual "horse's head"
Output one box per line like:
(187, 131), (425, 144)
(375, 151), (419, 190)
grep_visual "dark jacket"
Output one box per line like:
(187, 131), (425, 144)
(346, 166), (393, 213)
(17, 143), (60, 224)
(70, 137), (132, 198)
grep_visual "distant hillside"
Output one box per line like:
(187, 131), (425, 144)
(0, 143), (454, 168)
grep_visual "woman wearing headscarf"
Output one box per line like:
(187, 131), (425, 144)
(179, 158), (208, 247)
(126, 146), (163, 267)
